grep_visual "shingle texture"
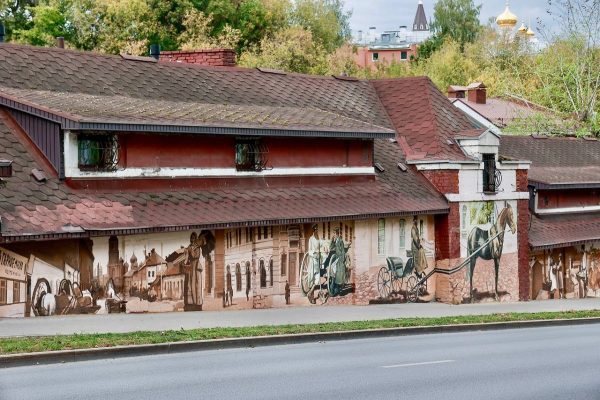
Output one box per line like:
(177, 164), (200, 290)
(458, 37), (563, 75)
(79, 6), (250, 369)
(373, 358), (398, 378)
(0, 116), (448, 239)
(0, 44), (393, 136)
(500, 135), (600, 186)
(530, 213), (600, 249)
(371, 77), (479, 161)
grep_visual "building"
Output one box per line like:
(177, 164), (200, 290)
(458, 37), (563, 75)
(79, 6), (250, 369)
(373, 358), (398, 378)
(354, 1), (430, 69)
(0, 41), (538, 318)
(448, 82), (545, 130)
(500, 135), (600, 300)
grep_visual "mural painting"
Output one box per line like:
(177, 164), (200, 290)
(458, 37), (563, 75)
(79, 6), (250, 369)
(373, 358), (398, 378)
(435, 200), (519, 304)
(530, 244), (600, 300)
(1, 221), (363, 318)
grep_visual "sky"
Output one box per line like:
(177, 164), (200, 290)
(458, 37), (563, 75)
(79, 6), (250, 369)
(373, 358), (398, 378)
(343, 0), (554, 36)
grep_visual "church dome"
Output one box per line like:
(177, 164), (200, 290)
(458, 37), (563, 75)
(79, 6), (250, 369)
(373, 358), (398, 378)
(130, 253), (138, 265)
(526, 27), (535, 36)
(518, 23), (527, 33)
(496, 3), (518, 28)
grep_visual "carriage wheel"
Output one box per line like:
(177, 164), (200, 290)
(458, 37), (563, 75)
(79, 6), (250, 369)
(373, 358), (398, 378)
(31, 278), (51, 317)
(406, 275), (418, 303)
(392, 275), (403, 296)
(300, 253), (311, 295)
(317, 264), (330, 305)
(344, 253), (352, 284)
(377, 267), (392, 298)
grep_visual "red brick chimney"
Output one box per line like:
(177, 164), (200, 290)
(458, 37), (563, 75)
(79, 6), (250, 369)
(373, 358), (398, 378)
(160, 49), (236, 67)
(467, 82), (487, 104)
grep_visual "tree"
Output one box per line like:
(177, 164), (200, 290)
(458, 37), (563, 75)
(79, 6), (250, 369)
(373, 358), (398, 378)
(178, 8), (240, 50)
(0, 0), (38, 42)
(291, 0), (351, 52)
(536, 0), (600, 125)
(429, 0), (481, 52)
(239, 26), (328, 74)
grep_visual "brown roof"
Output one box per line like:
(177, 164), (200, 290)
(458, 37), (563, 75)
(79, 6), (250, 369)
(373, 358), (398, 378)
(371, 77), (479, 161)
(500, 135), (600, 187)
(451, 97), (540, 127)
(0, 113), (448, 241)
(0, 44), (394, 138)
(530, 213), (600, 250)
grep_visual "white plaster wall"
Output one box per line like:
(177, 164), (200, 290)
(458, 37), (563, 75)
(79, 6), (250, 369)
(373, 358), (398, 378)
(458, 169), (517, 197)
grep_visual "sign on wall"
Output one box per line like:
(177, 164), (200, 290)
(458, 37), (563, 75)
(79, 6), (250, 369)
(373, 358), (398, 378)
(0, 246), (27, 281)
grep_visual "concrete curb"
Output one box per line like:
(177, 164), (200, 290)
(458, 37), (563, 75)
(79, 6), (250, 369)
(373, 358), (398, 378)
(2, 317), (600, 368)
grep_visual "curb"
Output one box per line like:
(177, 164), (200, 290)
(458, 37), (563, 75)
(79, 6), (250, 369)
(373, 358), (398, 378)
(2, 317), (600, 368)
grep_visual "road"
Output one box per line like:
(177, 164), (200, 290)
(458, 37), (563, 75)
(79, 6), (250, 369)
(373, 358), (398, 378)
(2, 324), (600, 400)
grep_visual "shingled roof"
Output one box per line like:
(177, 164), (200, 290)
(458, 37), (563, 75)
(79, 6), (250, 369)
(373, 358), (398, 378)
(0, 111), (448, 241)
(500, 135), (600, 188)
(0, 44), (394, 138)
(530, 213), (600, 250)
(371, 77), (480, 161)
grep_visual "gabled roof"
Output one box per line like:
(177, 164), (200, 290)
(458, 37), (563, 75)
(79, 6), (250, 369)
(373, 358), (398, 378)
(451, 97), (540, 128)
(371, 76), (479, 161)
(0, 112), (448, 241)
(0, 44), (394, 138)
(500, 135), (600, 188)
(530, 213), (600, 250)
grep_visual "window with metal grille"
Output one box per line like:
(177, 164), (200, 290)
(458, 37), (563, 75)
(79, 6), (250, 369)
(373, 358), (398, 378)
(235, 137), (269, 172)
(377, 219), (386, 255)
(78, 134), (119, 171)
(482, 154), (499, 193)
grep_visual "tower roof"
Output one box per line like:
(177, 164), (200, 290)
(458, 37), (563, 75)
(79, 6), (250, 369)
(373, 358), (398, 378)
(413, 1), (429, 32)
(496, 2), (518, 28)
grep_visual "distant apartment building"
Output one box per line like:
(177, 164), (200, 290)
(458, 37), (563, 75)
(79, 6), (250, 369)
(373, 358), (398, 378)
(354, 1), (431, 69)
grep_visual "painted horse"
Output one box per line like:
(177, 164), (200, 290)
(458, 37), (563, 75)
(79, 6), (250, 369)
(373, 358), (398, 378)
(467, 202), (517, 301)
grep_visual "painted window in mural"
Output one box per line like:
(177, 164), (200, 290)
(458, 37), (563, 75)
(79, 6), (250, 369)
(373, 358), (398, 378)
(0, 279), (6, 304)
(259, 259), (266, 288)
(281, 253), (287, 276)
(377, 219), (385, 255)
(235, 264), (242, 292)
(399, 219), (406, 249)
(269, 258), (274, 286)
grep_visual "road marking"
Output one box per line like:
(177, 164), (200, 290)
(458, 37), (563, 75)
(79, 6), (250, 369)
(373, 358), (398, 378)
(381, 360), (455, 369)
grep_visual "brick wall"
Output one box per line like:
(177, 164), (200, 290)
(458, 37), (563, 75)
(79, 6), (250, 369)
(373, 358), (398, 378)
(160, 49), (236, 67)
(420, 170), (459, 194)
(517, 199), (530, 300)
(434, 202), (460, 260)
(516, 169), (528, 192)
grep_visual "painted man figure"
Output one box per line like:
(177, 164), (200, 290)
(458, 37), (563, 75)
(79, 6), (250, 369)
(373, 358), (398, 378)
(307, 224), (321, 304)
(411, 217), (428, 276)
(285, 280), (290, 305)
(331, 227), (347, 296)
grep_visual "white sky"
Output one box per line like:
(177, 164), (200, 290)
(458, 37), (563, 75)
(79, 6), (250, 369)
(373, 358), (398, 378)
(343, 0), (554, 35)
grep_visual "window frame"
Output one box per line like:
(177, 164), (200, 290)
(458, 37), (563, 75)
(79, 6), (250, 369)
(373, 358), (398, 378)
(372, 52), (379, 62)
(399, 219), (406, 249)
(377, 218), (386, 256)
(77, 134), (120, 172)
(0, 279), (6, 305)
(235, 137), (268, 172)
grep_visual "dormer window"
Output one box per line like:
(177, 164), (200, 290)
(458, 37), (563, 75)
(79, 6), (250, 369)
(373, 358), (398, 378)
(78, 134), (119, 171)
(235, 137), (268, 172)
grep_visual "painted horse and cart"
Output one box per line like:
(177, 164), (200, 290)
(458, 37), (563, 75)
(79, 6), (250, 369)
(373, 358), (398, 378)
(378, 251), (427, 302)
(299, 242), (352, 304)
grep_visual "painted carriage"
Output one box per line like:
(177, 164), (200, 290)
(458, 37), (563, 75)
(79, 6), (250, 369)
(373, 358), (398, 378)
(299, 241), (352, 304)
(31, 278), (101, 316)
(378, 251), (427, 302)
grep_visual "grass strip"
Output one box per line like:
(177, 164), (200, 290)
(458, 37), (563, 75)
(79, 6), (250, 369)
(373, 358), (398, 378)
(2, 310), (600, 355)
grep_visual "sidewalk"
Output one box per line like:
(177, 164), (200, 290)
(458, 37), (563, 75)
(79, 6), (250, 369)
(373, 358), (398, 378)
(2, 299), (600, 338)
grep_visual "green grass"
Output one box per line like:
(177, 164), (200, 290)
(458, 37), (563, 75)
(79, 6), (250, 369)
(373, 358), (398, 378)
(2, 310), (600, 355)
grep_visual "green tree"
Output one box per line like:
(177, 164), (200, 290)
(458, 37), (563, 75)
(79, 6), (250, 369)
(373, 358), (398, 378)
(0, 0), (38, 42)
(291, 0), (351, 52)
(239, 25), (328, 74)
(429, 0), (481, 52)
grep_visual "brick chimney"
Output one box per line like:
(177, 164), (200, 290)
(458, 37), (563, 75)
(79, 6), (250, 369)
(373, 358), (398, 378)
(467, 82), (487, 104)
(160, 49), (236, 67)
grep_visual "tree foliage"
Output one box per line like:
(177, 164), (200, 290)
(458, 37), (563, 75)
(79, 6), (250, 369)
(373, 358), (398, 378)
(429, 0), (481, 51)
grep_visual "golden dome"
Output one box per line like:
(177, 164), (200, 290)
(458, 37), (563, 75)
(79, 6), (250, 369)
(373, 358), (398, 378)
(518, 23), (527, 33)
(526, 27), (535, 36)
(496, 3), (518, 28)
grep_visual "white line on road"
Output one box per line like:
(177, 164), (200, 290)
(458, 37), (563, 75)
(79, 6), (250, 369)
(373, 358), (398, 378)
(381, 360), (455, 369)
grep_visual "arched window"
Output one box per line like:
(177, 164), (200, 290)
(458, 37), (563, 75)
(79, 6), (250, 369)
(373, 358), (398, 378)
(235, 264), (242, 292)
(259, 259), (267, 288)
(245, 262), (251, 293)
(269, 258), (274, 287)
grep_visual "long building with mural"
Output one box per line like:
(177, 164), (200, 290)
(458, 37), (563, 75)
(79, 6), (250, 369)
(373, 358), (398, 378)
(0, 41), (596, 319)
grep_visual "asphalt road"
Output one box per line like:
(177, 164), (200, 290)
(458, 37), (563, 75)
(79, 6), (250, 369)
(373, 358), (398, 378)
(2, 324), (600, 400)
